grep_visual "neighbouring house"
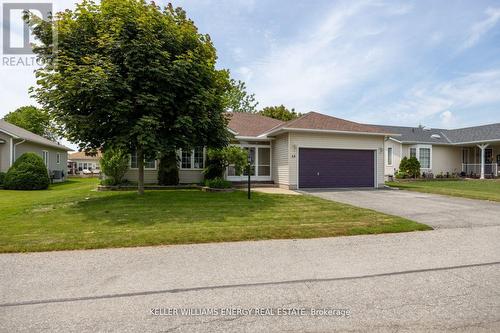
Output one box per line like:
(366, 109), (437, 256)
(0, 119), (71, 181)
(123, 112), (397, 189)
(375, 123), (500, 180)
(68, 151), (102, 175)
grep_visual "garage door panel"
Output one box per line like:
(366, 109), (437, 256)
(299, 148), (374, 188)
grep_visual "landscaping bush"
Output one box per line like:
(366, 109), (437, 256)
(395, 171), (408, 179)
(204, 146), (248, 180)
(0, 172), (5, 186)
(158, 151), (179, 185)
(204, 177), (232, 189)
(100, 148), (129, 185)
(398, 156), (421, 179)
(3, 153), (50, 190)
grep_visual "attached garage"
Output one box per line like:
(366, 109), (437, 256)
(298, 148), (375, 188)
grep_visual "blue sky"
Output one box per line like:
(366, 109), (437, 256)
(2, 0), (500, 131)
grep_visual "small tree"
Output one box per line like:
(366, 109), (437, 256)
(259, 105), (301, 121)
(158, 151), (179, 185)
(223, 79), (258, 113)
(100, 149), (129, 185)
(204, 147), (248, 180)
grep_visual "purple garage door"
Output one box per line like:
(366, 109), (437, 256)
(299, 148), (375, 188)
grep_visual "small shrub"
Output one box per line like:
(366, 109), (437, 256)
(395, 171), (408, 179)
(204, 147), (248, 180)
(0, 172), (5, 186)
(4, 153), (50, 190)
(100, 148), (129, 185)
(204, 177), (232, 189)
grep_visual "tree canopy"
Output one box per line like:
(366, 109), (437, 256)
(259, 105), (301, 121)
(3, 106), (56, 140)
(26, 0), (231, 193)
(223, 79), (258, 113)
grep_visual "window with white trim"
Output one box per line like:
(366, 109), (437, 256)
(410, 148), (417, 159)
(419, 148), (431, 169)
(130, 150), (157, 169)
(387, 147), (393, 166)
(180, 148), (205, 169)
(42, 151), (49, 167)
(56, 153), (61, 164)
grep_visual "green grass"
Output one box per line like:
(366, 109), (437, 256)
(0, 178), (430, 253)
(386, 179), (500, 202)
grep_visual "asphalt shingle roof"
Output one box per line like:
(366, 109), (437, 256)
(0, 119), (72, 150)
(372, 123), (500, 144)
(227, 112), (284, 137)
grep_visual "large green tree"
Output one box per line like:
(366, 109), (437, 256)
(3, 106), (56, 140)
(259, 105), (301, 121)
(27, 0), (230, 194)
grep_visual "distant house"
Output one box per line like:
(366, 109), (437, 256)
(0, 119), (71, 181)
(68, 151), (102, 175)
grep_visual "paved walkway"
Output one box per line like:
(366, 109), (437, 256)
(1, 226), (499, 332)
(301, 189), (500, 229)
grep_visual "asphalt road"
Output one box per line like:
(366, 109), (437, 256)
(301, 189), (500, 229)
(1, 226), (500, 332)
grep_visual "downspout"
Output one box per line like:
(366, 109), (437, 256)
(13, 139), (26, 164)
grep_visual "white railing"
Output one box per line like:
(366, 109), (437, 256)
(461, 164), (499, 176)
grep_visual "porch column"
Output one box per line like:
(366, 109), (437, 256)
(477, 143), (489, 179)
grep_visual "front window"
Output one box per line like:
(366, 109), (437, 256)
(180, 148), (205, 169)
(130, 150), (157, 169)
(387, 147), (393, 166)
(410, 148), (417, 159)
(462, 149), (468, 164)
(419, 148), (431, 169)
(485, 148), (493, 164)
(56, 153), (60, 164)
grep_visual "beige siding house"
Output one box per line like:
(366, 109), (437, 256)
(0, 120), (71, 180)
(120, 112), (500, 187)
(377, 124), (500, 179)
(123, 112), (396, 189)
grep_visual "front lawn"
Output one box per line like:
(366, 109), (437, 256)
(0, 178), (430, 252)
(386, 179), (500, 202)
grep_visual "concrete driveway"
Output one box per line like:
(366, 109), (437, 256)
(301, 189), (500, 229)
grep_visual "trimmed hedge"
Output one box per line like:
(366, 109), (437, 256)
(4, 153), (50, 190)
(0, 172), (5, 186)
(204, 177), (232, 189)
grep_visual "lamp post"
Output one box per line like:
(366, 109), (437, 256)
(247, 152), (251, 200)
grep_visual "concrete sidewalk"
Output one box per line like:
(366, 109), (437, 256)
(1, 226), (499, 332)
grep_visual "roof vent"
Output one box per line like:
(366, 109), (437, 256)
(423, 126), (432, 131)
(431, 134), (441, 139)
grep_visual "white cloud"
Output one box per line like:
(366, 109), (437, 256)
(360, 69), (500, 127)
(241, 0), (407, 112)
(460, 7), (500, 50)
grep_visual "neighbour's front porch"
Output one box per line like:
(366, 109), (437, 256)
(460, 143), (500, 179)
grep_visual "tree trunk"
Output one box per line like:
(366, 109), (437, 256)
(137, 145), (145, 195)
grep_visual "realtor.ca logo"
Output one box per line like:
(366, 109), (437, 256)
(2, 1), (52, 66)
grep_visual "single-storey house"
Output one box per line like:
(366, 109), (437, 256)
(123, 111), (500, 188)
(68, 151), (102, 175)
(124, 112), (397, 189)
(376, 123), (500, 180)
(0, 119), (71, 180)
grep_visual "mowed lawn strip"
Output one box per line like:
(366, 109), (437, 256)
(386, 180), (500, 202)
(0, 178), (430, 252)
